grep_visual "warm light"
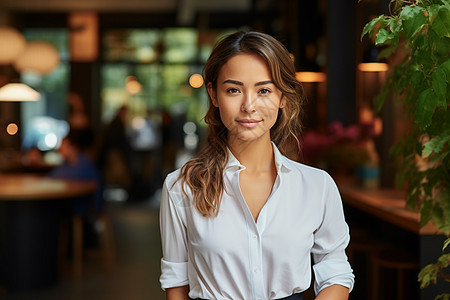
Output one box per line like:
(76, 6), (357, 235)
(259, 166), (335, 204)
(359, 107), (373, 123)
(0, 26), (27, 64)
(68, 12), (99, 62)
(6, 123), (18, 135)
(358, 62), (389, 72)
(125, 76), (142, 94)
(189, 74), (204, 88)
(295, 72), (326, 83)
(13, 41), (60, 75)
(374, 117), (383, 135)
(0, 83), (40, 102)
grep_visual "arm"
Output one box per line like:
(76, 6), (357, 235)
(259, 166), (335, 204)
(166, 285), (190, 300)
(315, 284), (349, 300)
(160, 175), (190, 292)
(312, 173), (354, 294)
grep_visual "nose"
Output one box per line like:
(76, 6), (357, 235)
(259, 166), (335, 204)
(241, 92), (256, 113)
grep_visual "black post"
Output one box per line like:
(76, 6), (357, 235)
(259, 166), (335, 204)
(327, 0), (357, 126)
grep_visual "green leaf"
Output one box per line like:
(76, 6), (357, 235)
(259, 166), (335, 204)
(428, 4), (442, 18)
(442, 59), (450, 78)
(421, 200), (433, 227)
(361, 15), (385, 40)
(416, 39), (435, 67)
(444, 238), (450, 251)
(435, 294), (450, 300)
(373, 83), (390, 112)
(411, 68), (425, 88)
(438, 253), (450, 267)
(415, 88), (437, 129)
(432, 67), (448, 100)
(432, 203), (446, 230)
(375, 28), (393, 45)
(401, 5), (427, 40)
(431, 30), (450, 56)
(431, 7), (450, 38)
(378, 46), (397, 59)
(423, 134), (450, 157)
(418, 263), (438, 288)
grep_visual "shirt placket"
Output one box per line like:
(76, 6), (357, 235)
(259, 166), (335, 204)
(231, 169), (266, 300)
(251, 211), (266, 300)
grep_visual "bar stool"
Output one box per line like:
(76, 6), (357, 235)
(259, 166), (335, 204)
(59, 207), (116, 278)
(347, 227), (388, 298)
(370, 247), (419, 300)
(347, 227), (385, 263)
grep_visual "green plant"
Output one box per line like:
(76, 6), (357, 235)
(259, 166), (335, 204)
(360, 0), (450, 297)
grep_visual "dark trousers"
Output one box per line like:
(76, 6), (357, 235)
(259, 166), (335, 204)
(278, 293), (303, 300)
(195, 293), (302, 300)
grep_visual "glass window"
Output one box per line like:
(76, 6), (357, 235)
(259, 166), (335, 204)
(20, 29), (70, 150)
(162, 28), (198, 63)
(103, 29), (161, 63)
(100, 28), (234, 127)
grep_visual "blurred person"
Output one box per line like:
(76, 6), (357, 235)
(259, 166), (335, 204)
(98, 105), (132, 191)
(159, 31), (354, 300)
(49, 128), (102, 215)
(67, 92), (90, 131)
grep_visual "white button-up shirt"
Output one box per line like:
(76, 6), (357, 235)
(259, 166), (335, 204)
(160, 144), (354, 300)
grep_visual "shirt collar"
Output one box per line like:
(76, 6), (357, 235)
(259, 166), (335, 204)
(272, 142), (293, 173)
(224, 142), (293, 173)
(225, 147), (245, 171)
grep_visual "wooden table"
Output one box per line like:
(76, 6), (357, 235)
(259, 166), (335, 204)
(0, 174), (96, 291)
(338, 184), (438, 235)
(338, 183), (446, 300)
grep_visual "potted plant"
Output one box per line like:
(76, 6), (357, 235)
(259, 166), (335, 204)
(360, 0), (449, 298)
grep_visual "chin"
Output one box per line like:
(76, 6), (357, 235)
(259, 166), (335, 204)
(230, 130), (267, 143)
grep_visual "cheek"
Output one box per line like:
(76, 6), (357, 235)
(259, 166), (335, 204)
(258, 97), (281, 117)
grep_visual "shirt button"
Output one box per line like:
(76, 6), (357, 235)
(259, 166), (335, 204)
(254, 267), (259, 273)
(252, 235), (257, 240)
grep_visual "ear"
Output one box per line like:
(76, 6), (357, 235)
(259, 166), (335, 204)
(207, 82), (219, 107)
(279, 96), (286, 109)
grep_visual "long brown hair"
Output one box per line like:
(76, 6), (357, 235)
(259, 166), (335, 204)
(177, 31), (305, 217)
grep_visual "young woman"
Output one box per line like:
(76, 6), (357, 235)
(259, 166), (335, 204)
(160, 31), (354, 300)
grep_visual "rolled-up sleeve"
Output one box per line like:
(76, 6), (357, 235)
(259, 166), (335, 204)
(159, 176), (189, 290)
(311, 173), (355, 294)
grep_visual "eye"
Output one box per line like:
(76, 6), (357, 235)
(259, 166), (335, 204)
(226, 88), (240, 94)
(258, 88), (271, 95)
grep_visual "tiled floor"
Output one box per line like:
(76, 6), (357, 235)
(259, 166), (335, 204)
(1, 198), (165, 300)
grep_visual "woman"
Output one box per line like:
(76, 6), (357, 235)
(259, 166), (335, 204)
(160, 31), (354, 300)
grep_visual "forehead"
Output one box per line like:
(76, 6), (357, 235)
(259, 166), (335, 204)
(218, 53), (271, 80)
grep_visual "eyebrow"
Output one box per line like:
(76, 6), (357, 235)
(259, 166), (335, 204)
(222, 79), (274, 86)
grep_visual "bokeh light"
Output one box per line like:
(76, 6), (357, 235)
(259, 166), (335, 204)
(6, 123), (19, 135)
(189, 73), (204, 88)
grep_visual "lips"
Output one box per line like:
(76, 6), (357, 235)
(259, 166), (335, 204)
(236, 119), (262, 128)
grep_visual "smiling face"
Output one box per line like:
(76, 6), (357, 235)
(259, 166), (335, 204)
(207, 53), (285, 147)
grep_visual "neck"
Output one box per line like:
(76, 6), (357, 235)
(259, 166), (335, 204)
(228, 136), (274, 172)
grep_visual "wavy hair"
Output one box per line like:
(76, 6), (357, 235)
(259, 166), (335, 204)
(177, 31), (305, 217)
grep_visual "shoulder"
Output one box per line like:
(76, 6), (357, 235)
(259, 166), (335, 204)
(162, 168), (193, 207)
(280, 155), (340, 198)
(163, 168), (183, 193)
(282, 155), (332, 182)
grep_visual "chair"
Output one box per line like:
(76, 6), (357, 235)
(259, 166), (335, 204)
(370, 247), (419, 300)
(59, 207), (116, 278)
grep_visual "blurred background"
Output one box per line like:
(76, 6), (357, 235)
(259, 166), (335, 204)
(0, 0), (433, 299)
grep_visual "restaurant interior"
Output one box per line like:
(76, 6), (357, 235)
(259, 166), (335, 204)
(0, 0), (448, 299)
